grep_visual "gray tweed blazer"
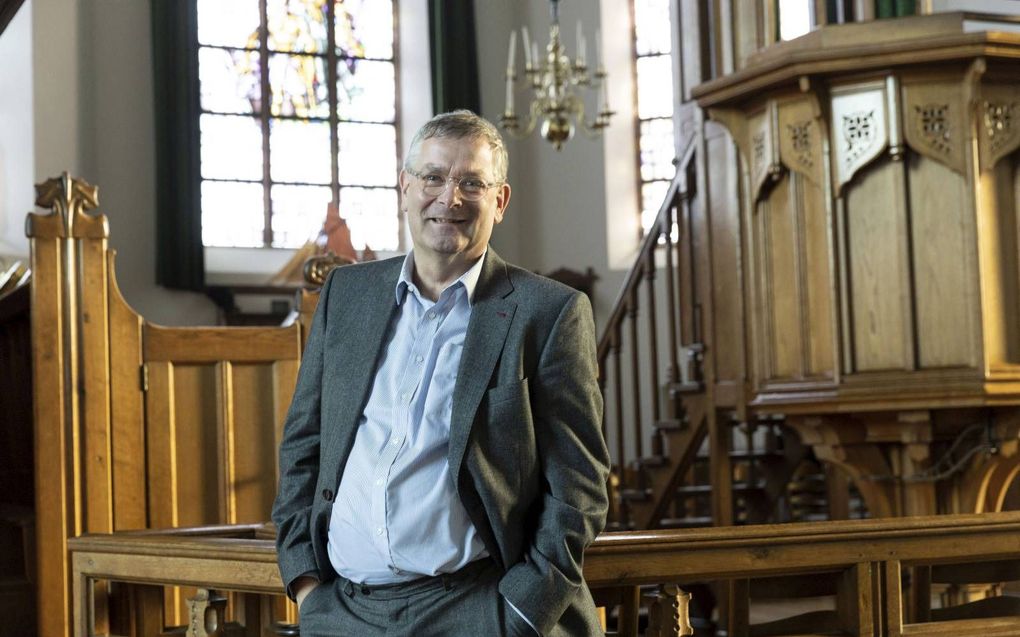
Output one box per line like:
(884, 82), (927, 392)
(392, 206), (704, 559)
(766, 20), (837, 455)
(272, 249), (610, 636)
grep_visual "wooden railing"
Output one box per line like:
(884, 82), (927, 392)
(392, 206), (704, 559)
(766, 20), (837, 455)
(597, 140), (713, 531)
(69, 511), (1020, 637)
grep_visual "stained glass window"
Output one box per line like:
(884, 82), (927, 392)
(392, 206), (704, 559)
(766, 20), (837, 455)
(632, 0), (676, 232)
(197, 0), (400, 251)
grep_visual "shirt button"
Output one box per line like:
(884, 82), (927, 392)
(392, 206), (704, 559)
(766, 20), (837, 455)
(415, 355), (424, 363)
(391, 438), (400, 446)
(375, 478), (383, 486)
(376, 527), (384, 536)
(426, 312), (436, 320)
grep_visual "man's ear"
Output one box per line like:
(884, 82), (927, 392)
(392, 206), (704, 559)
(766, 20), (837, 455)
(494, 183), (511, 224)
(399, 169), (411, 195)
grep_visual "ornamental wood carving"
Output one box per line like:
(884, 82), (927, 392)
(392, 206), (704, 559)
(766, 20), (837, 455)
(902, 80), (968, 175)
(830, 80), (889, 192)
(778, 96), (824, 185)
(748, 104), (782, 201)
(978, 83), (1020, 172)
(26, 172), (108, 239)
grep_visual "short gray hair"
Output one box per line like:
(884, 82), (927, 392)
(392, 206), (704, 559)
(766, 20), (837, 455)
(403, 110), (509, 183)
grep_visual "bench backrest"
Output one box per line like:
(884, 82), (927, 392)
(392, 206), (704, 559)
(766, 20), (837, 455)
(28, 174), (316, 636)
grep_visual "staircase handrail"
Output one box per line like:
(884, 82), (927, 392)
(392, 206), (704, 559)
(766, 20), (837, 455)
(596, 140), (696, 362)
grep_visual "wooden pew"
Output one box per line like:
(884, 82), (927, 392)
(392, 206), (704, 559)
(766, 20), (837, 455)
(69, 512), (1020, 637)
(27, 174), (314, 636)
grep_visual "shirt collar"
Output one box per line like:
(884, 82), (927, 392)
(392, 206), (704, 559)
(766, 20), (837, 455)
(395, 250), (487, 306)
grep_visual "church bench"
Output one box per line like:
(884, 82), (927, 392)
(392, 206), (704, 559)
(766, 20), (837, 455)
(69, 511), (1020, 637)
(27, 174), (320, 636)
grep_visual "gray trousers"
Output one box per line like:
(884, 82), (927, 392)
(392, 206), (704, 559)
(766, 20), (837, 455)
(298, 559), (537, 637)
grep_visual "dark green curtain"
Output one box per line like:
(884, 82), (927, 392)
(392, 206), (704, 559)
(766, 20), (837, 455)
(428, 0), (481, 115)
(151, 0), (204, 291)
(876, 0), (915, 18)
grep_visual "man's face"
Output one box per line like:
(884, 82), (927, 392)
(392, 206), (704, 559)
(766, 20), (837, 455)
(400, 136), (510, 266)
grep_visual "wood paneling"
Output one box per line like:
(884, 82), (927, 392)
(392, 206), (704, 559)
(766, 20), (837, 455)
(801, 175), (835, 377)
(707, 125), (745, 384)
(846, 158), (913, 372)
(984, 157), (1020, 365)
(30, 235), (72, 637)
(172, 365), (220, 526)
(108, 252), (146, 531)
(229, 363), (284, 523)
(144, 325), (301, 363)
(81, 238), (113, 535)
(908, 153), (974, 368)
(761, 174), (802, 379)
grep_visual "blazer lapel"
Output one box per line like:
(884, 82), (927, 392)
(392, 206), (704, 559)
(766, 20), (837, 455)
(448, 250), (517, 493)
(323, 259), (402, 476)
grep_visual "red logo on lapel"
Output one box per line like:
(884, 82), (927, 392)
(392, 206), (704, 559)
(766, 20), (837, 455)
(497, 311), (508, 318)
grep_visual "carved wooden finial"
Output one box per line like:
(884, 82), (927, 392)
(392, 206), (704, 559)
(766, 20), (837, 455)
(303, 251), (354, 287)
(26, 172), (107, 239)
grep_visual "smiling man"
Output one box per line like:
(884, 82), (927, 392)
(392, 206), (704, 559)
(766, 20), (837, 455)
(273, 110), (609, 637)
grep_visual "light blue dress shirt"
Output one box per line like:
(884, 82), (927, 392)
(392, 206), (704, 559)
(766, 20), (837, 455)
(327, 251), (488, 584)
(323, 251), (537, 634)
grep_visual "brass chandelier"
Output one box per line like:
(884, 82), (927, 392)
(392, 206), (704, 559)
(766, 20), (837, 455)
(500, 0), (614, 151)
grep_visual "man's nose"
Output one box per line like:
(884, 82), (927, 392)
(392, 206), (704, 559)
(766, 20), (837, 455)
(437, 179), (463, 207)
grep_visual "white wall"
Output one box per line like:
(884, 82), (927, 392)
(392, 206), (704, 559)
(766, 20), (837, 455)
(0, 2), (34, 265)
(476, 0), (635, 330)
(20, 0), (219, 325)
(79, 0), (219, 325)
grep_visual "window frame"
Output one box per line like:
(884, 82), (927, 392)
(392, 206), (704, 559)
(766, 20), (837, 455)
(630, 0), (678, 236)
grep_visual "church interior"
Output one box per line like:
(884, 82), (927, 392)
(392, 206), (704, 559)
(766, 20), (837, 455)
(3, 0), (1020, 635)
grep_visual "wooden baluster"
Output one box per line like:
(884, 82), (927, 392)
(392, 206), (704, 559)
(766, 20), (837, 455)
(628, 288), (643, 461)
(187, 589), (227, 637)
(644, 253), (663, 457)
(674, 193), (689, 347)
(618, 585), (642, 637)
(662, 203), (680, 384)
(613, 329), (625, 473)
(646, 584), (694, 637)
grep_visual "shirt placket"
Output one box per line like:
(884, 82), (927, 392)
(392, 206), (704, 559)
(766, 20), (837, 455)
(371, 291), (450, 566)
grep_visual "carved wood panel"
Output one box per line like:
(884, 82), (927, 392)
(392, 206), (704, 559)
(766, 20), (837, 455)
(902, 80), (968, 176)
(830, 80), (889, 192)
(979, 83), (1020, 172)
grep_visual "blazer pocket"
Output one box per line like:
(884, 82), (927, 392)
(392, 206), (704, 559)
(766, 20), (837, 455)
(486, 377), (528, 408)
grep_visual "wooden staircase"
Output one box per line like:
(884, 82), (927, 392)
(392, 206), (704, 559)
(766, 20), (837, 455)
(597, 145), (852, 534)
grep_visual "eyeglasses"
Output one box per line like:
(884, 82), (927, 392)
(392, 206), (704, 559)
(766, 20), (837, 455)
(407, 169), (500, 201)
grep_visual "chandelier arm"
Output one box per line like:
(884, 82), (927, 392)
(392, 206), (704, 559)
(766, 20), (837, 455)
(501, 99), (543, 140)
(575, 100), (604, 140)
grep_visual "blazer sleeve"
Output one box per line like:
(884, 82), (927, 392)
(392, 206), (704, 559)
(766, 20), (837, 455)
(271, 267), (337, 597)
(498, 291), (610, 634)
